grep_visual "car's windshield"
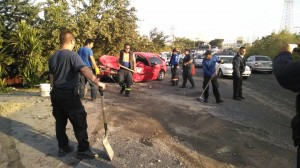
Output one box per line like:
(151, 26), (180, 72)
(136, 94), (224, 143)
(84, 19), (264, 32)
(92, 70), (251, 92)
(219, 57), (233, 63)
(256, 56), (271, 61)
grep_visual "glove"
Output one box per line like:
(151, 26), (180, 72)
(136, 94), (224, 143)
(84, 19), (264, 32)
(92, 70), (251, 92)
(95, 67), (100, 75)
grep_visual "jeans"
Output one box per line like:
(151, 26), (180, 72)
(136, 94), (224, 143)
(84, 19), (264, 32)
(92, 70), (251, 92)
(50, 88), (90, 152)
(79, 67), (97, 100)
(118, 69), (133, 89)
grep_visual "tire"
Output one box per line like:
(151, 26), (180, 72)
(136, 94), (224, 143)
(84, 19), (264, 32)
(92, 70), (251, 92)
(218, 69), (224, 78)
(268, 71), (272, 74)
(243, 76), (248, 80)
(157, 70), (165, 81)
(250, 67), (254, 73)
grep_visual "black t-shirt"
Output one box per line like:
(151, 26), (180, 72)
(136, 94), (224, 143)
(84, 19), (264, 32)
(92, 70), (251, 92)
(182, 54), (193, 68)
(49, 49), (85, 90)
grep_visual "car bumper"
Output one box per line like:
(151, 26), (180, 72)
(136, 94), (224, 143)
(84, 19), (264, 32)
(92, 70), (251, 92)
(242, 71), (251, 77)
(222, 70), (251, 77)
(252, 67), (273, 72)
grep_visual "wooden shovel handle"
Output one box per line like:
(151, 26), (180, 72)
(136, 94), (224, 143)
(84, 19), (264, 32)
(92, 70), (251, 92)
(118, 64), (135, 73)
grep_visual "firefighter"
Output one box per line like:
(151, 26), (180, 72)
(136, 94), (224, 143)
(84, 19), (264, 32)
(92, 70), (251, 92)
(169, 48), (180, 86)
(118, 43), (136, 97)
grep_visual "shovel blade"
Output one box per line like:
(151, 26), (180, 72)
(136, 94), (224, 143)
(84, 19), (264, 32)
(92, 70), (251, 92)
(196, 96), (203, 102)
(103, 136), (114, 161)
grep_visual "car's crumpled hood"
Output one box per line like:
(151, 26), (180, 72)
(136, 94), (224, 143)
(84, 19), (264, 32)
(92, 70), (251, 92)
(99, 55), (120, 70)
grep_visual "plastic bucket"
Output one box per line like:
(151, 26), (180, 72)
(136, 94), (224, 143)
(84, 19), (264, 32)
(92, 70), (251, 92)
(40, 83), (51, 97)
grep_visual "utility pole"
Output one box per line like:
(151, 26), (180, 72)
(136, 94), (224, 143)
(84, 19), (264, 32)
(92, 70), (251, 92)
(281, 0), (294, 32)
(171, 26), (175, 47)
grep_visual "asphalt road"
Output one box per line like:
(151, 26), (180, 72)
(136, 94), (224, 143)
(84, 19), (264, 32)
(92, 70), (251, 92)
(193, 67), (297, 150)
(0, 65), (297, 168)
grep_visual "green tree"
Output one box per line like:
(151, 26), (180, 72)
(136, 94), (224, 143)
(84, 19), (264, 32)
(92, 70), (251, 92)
(0, 39), (14, 77)
(149, 28), (169, 52)
(39, 0), (76, 57)
(209, 39), (224, 49)
(247, 30), (300, 59)
(94, 0), (138, 56)
(0, 0), (40, 38)
(9, 20), (46, 87)
(173, 37), (194, 51)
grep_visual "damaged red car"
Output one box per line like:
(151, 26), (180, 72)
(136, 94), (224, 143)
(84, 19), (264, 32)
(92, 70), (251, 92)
(98, 52), (167, 82)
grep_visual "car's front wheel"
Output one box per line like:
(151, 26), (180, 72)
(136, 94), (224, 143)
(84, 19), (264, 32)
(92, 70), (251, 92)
(250, 67), (254, 73)
(157, 70), (165, 81)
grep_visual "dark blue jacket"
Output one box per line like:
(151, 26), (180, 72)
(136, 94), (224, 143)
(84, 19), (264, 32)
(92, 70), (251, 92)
(202, 55), (220, 77)
(170, 53), (179, 66)
(273, 51), (300, 92)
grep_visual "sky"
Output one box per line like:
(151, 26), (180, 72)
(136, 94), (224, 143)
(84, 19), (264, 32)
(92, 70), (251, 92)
(130, 0), (300, 43)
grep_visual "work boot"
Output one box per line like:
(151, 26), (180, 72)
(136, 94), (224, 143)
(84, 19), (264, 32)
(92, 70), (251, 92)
(190, 85), (195, 89)
(179, 85), (186, 88)
(238, 95), (245, 99)
(203, 99), (208, 103)
(169, 81), (175, 86)
(233, 97), (241, 101)
(175, 80), (179, 86)
(125, 90), (130, 97)
(76, 149), (98, 160)
(216, 99), (224, 104)
(119, 85), (125, 94)
(58, 145), (74, 157)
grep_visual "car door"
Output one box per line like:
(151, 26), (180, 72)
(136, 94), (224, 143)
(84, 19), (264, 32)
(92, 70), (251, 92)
(134, 55), (153, 82)
(149, 57), (163, 80)
(246, 56), (253, 67)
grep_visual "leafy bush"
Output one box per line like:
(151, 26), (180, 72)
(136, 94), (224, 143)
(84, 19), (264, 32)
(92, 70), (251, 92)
(22, 58), (46, 88)
(0, 78), (7, 91)
(247, 31), (300, 59)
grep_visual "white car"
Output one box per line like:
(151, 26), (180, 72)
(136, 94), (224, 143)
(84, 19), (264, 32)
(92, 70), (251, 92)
(216, 55), (251, 79)
(160, 52), (171, 66)
(194, 54), (205, 67)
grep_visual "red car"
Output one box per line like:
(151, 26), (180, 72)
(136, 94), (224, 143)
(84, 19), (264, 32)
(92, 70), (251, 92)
(98, 52), (167, 82)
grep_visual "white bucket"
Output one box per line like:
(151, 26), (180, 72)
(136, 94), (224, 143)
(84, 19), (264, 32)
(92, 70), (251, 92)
(40, 83), (51, 97)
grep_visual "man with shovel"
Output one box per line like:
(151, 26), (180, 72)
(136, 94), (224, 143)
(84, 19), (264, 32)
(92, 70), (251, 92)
(118, 43), (136, 97)
(202, 50), (224, 103)
(273, 43), (300, 167)
(49, 30), (106, 159)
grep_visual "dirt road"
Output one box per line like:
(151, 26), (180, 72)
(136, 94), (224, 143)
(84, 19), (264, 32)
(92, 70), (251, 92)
(0, 71), (297, 168)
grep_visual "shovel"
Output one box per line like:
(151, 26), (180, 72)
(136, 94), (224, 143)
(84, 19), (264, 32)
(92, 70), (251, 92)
(118, 63), (136, 73)
(197, 63), (221, 102)
(99, 87), (114, 161)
